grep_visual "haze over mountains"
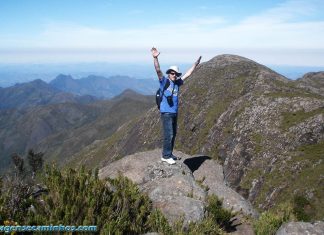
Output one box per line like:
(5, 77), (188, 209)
(1, 62), (324, 87)
(0, 63), (159, 87)
(50, 74), (156, 98)
(0, 75), (156, 173)
(0, 79), (97, 110)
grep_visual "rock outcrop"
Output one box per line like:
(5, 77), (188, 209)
(190, 156), (258, 218)
(296, 71), (324, 96)
(276, 221), (324, 235)
(99, 149), (258, 225)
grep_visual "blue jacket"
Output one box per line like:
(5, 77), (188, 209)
(159, 76), (183, 113)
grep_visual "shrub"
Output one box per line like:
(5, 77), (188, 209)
(293, 195), (313, 222)
(146, 209), (173, 234)
(205, 195), (233, 230)
(254, 212), (283, 235)
(28, 165), (153, 234)
(0, 151), (42, 224)
(1, 163), (234, 234)
(253, 203), (293, 235)
(187, 216), (223, 235)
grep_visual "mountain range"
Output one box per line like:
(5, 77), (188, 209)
(0, 76), (155, 173)
(0, 79), (97, 110)
(50, 74), (156, 98)
(0, 73), (156, 111)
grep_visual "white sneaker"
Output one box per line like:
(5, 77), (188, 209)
(161, 157), (176, 165)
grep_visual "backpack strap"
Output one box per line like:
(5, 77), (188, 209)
(164, 79), (176, 99)
(170, 81), (175, 96)
(160, 79), (170, 98)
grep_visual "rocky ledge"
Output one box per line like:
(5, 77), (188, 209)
(99, 149), (258, 226)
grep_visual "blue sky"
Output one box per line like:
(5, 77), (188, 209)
(1, 0), (324, 66)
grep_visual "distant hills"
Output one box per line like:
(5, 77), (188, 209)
(49, 74), (156, 98)
(0, 79), (97, 110)
(0, 73), (157, 110)
(1, 63), (324, 88)
(0, 63), (159, 87)
(32, 89), (155, 167)
(0, 76), (156, 174)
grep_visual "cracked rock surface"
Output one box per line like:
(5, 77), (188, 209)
(99, 149), (258, 225)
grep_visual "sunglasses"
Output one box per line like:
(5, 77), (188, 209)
(169, 72), (177, 76)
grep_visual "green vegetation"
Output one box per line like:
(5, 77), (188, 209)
(204, 75), (247, 126)
(205, 195), (234, 230)
(297, 140), (324, 159)
(253, 203), (293, 235)
(66, 116), (139, 170)
(249, 141), (324, 220)
(271, 79), (299, 90)
(251, 132), (263, 153)
(293, 195), (314, 221)
(32, 167), (153, 234)
(280, 107), (324, 131)
(266, 78), (323, 100)
(0, 150), (44, 224)
(1, 154), (236, 234)
(177, 73), (252, 157)
(265, 91), (323, 99)
(196, 176), (210, 192)
(240, 167), (262, 189)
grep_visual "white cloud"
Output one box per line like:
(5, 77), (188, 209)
(242, 0), (318, 24)
(0, 0), (323, 65)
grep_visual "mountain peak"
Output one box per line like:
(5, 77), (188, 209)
(207, 54), (259, 67)
(197, 54), (287, 84)
(119, 88), (140, 96)
(55, 74), (74, 81)
(50, 74), (75, 86)
(112, 89), (143, 100)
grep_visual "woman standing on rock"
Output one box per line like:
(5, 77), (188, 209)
(151, 47), (201, 165)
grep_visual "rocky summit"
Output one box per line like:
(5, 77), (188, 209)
(98, 149), (257, 227)
(70, 54), (324, 220)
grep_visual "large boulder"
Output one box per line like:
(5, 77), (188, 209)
(99, 149), (206, 224)
(99, 149), (259, 226)
(276, 221), (324, 235)
(185, 155), (259, 218)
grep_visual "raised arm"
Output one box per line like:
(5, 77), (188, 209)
(151, 47), (163, 80)
(181, 56), (202, 81)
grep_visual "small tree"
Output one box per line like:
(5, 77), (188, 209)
(11, 153), (25, 176)
(0, 150), (45, 224)
(27, 149), (44, 179)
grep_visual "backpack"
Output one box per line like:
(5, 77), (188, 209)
(156, 79), (170, 110)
